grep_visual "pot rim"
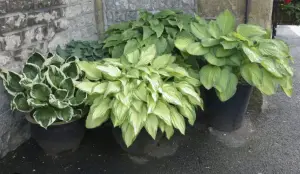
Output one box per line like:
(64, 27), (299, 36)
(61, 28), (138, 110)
(25, 114), (82, 126)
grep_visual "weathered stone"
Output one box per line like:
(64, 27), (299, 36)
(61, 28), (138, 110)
(0, 1), (7, 14)
(0, 13), (27, 34)
(7, 0), (34, 12)
(27, 8), (64, 26)
(81, 0), (94, 13)
(65, 4), (82, 18)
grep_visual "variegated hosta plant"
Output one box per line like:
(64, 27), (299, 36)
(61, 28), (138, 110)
(0, 52), (87, 128)
(76, 44), (203, 147)
(175, 10), (294, 101)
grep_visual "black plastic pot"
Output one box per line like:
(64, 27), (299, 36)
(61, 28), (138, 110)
(26, 115), (85, 155)
(112, 128), (163, 156)
(204, 84), (253, 132)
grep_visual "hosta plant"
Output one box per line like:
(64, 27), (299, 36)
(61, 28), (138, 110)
(104, 9), (195, 58)
(56, 40), (107, 61)
(0, 52), (87, 128)
(175, 10), (294, 101)
(76, 44), (203, 147)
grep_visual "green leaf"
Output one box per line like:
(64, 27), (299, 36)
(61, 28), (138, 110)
(208, 20), (221, 39)
(152, 54), (175, 69)
(45, 65), (66, 88)
(122, 29), (140, 40)
(194, 14), (207, 25)
(165, 27), (178, 38)
(176, 81), (203, 108)
(60, 78), (75, 98)
(160, 84), (183, 106)
(159, 120), (165, 133)
(56, 106), (74, 122)
(175, 31), (194, 51)
(154, 9), (176, 18)
(202, 38), (220, 47)
(165, 124), (174, 140)
(12, 93), (32, 112)
(165, 64), (190, 77)
(145, 74), (162, 91)
(97, 64), (121, 79)
(280, 76), (293, 97)
(43, 54), (64, 67)
(3, 71), (24, 95)
(19, 78), (33, 89)
(215, 69), (238, 101)
(92, 82), (108, 94)
(104, 81), (121, 97)
(126, 49), (140, 64)
(227, 53), (242, 66)
(190, 22), (211, 40)
(134, 82), (147, 102)
(241, 63), (263, 86)
(153, 100), (172, 126)
(259, 40), (289, 58)
(216, 9), (236, 35)
(150, 21), (164, 37)
(112, 100), (129, 127)
(186, 42), (209, 56)
(179, 98), (196, 125)
(237, 24), (267, 38)
(54, 89), (68, 100)
(200, 65), (221, 90)
(129, 106), (147, 135)
(242, 44), (262, 63)
(143, 26), (155, 40)
(258, 69), (276, 95)
(124, 39), (139, 55)
(30, 83), (51, 102)
(27, 52), (46, 68)
(136, 44), (157, 66)
(77, 61), (102, 80)
(156, 37), (168, 55)
(204, 52), (227, 66)
(86, 97), (111, 128)
(214, 46), (235, 57)
(121, 122), (136, 147)
(169, 106), (186, 135)
(23, 63), (40, 80)
(33, 106), (57, 128)
(261, 57), (283, 78)
(69, 90), (87, 106)
(49, 94), (69, 109)
(112, 43), (125, 58)
(27, 98), (48, 108)
(127, 69), (140, 78)
(221, 41), (239, 49)
(61, 61), (80, 80)
(145, 114), (159, 139)
(104, 34), (122, 42)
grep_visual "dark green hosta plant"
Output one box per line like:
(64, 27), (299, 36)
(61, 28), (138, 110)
(104, 9), (195, 58)
(175, 10), (294, 101)
(76, 44), (203, 147)
(56, 40), (107, 61)
(0, 53), (87, 128)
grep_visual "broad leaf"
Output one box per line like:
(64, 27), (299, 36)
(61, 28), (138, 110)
(112, 100), (129, 127)
(97, 64), (121, 79)
(204, 52), (227, 66)
(280, 76), (293, 97)
(170, 106), (186, 135)
(258, 69), (276, 95)
(156, 37), (168, 55)
(241, 63), (263, 86)
(27, 98), (48, 108)
(124, 39), (139, 55)
(176, 81), (202, 108)
(259, 40), (289, 59)
(136, 44), (157, 66)
(86, 97), (111, 128)
(49, 94), (69, 109)
(153, 100), (172, 126)
(165, 64), (190, 78)
(56, 106), (74, 122)
(33, 106), (57, 128)
(175, 31), (194, 51)
(261, 57), (283, 77)
(134, 82), (147, 102)
(242, 44), (262, 63)
(202, 38), (220, 47)
(112, 44), (126, 58)
(150, 21), (164, 37)
(4, 71), (24, 95)
(214, 46), (236, 57)
(46, 65), (66, 88)
(221, 41), (239, 49)
(179, 98), (196, 125)
(129, 106), (147, 135)
(23, 63), (40, 80)
(145, 114), (159, 139)
(143, 26), (155, 40)
(70, 90), (87, 106)
(77, 61), (102, 80)
(92, 82), (108, 94)
(60, 78), (75, 98)
(61, 61), (80, 80)
(165, 124), (174, 140)
(152, 54), (175, 69)
(200, 65), (221, 89)
(121, 122), (136, 147)
(190, 22), (211, 40)
(30, 83), (51, 102)
(215, 69), (238, 101)
(12, 93), (32, 112)
(126, 49), (140, 64)
(27, 52), (45, 68)
(237, 24), (267, 38)
(208, 20), (221, 39)
(54, 89), (68, 100)
(160, 84), (183, 106)
(216, 9), (236, 35)
(187, 42), (209, 56)
(104, 81), (121, 97)
(19, 78), (33, 89)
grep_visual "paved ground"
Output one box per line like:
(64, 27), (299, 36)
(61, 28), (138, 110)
(0, 26), (300, 174)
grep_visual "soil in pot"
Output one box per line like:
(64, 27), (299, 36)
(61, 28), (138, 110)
(28, 116), (86, 155)
(204, 84), (253, 132)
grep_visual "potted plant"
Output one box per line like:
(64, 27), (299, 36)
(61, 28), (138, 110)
(0, 52), (88, 155)
(75, 44), (203, 156)
(175, 10), (294, 131)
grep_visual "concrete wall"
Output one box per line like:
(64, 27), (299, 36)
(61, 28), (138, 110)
(0, 0), (98, 158)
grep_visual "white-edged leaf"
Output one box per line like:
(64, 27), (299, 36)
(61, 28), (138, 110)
(33, 106), (57, 128)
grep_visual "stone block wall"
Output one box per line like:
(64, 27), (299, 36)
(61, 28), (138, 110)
(0, 0), (98, 158)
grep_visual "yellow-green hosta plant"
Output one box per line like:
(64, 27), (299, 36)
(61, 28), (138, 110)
(76, 44), (203, 147)
(0, 53), (87, 128)
(175, 10), (294, 101)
